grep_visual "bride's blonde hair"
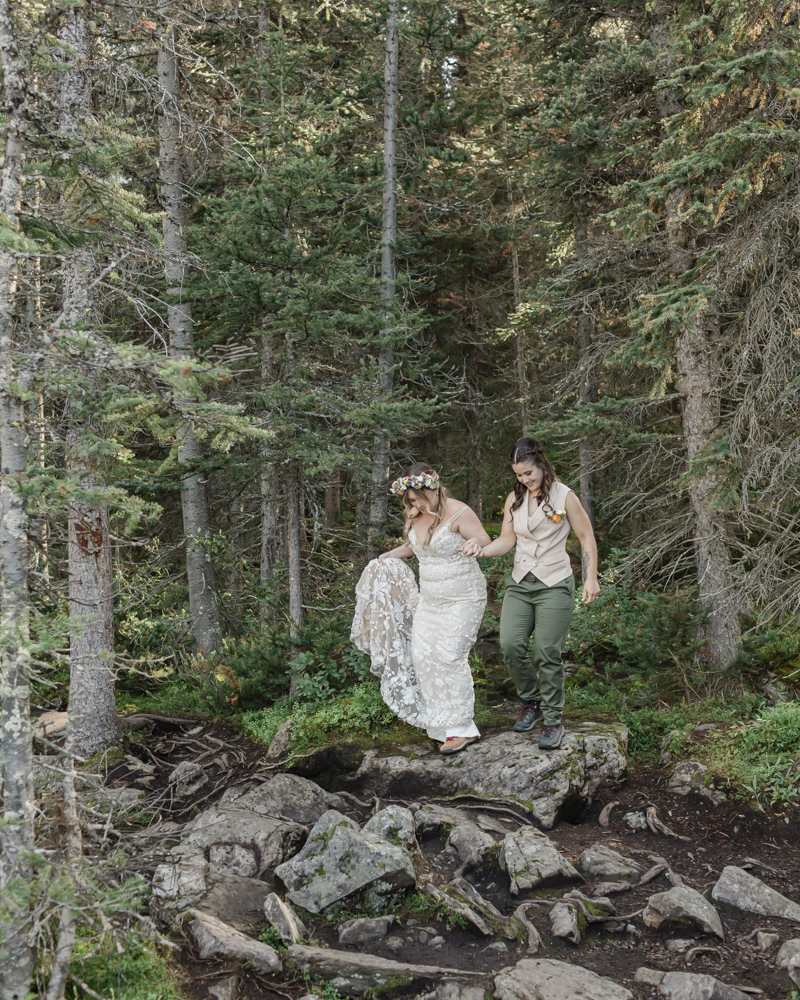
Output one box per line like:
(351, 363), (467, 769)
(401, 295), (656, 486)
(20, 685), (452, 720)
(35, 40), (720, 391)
(400, 462), (452, 547)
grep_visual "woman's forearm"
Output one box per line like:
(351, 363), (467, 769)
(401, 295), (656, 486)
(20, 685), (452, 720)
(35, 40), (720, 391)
(478, 536), (516, 558)
(382, 543), (413, 560)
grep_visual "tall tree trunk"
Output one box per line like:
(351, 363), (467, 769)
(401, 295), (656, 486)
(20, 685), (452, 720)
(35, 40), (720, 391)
(506, 175), (528, 429)
(574, 213), (597, 559)
(157, 10), (223, 656)
(286, 460), (303, 649)
(59, 4), (120, 757)
(259, 332), (278, 624)
(0, 3), (35, 995)
(367, 0), (399, 554)
(324, 470), (341, 530)
(652, 2), (741, 668)
(464, 345), (482, 518)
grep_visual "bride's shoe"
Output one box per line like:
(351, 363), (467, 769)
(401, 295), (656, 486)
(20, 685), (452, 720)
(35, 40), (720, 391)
(440, 736), (479, 755)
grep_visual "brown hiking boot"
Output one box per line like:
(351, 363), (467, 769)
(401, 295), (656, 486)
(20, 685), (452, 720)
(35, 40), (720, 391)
(440, 736), (479, 755)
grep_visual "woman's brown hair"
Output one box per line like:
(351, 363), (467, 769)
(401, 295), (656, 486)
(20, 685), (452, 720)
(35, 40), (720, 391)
(400, 462), (453, 546)
(509, 438), (557, 513)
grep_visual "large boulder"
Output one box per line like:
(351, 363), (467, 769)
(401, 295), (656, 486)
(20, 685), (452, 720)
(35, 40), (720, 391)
(643, 886), (724, 940)
(499, 827), (580, 895)
(338, 724), (627, 829)
(495, 959), (633, 1000)
(711, 866), (800, 920)
(274, 810), (415, 914)
(183, 804), (305, 879)
(232, 773), (346, 825)
(286, 944), (483, 998)
(151, 852), (273, 931)
(363, 805), (416, 848)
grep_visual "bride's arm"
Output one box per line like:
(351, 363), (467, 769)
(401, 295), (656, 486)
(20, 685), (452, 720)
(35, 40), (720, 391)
(379, 543), (414, 562)
(461, 494), (517, 558)
(454, 505), (491, 548)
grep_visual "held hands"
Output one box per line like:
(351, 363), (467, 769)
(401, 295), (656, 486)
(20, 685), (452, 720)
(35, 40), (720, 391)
(459, 538), (483, 558)
(582, 577), (600, 604)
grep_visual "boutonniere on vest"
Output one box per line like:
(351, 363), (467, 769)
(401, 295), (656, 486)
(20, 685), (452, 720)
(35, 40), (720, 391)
(544, 507), (566, 523)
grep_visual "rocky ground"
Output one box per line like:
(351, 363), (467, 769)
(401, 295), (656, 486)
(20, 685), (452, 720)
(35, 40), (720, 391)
(74, 713), (800, 1000)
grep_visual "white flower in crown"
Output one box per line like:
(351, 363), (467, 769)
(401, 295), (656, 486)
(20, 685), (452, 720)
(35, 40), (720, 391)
(389, 472), (440, 496)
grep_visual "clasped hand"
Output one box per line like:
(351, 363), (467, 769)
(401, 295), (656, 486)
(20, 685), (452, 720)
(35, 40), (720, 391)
(459, 538), (483, 558)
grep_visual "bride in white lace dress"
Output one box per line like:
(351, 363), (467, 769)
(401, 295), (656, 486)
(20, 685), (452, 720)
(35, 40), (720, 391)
(375, 463), (491, 754)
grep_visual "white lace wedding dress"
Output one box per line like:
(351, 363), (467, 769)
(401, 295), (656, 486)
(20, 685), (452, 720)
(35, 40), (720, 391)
(351, 508), (487, 741)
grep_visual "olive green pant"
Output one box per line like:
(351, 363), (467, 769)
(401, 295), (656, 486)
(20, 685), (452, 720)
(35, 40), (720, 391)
(499, 573), (575, 725)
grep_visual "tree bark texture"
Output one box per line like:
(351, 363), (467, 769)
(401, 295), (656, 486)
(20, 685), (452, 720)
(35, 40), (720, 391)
(324, 470), (341, 529)
(575, 214), (597, 545)
(367, 0), (399, 554)
(59, 5), (120, 757)
(158, 13), (223, 656)
(506, 174), (528, 429)
(285, 461), (303, 646)
(0, 2), (35, 995)
(652, 5), (741, 667)
(259, 331), (278, 622)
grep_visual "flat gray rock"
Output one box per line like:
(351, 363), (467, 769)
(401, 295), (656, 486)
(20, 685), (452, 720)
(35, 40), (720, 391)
(413, 803), (472, 835)
(275, 809), (415, 913)
(233, 773), (345, 825)
(418, 981), (486, 1000)
(168, 760), (208, 798)
(286, 944), (482, 997)
(635, 967), (750, 999)
(712, 865), (800, 920)
(263, 892), (306, 944)
(184, 805), (305, 879)
(337, 915), (394, 944)
(643, 886), (724, 940)
(495, 958), (633, 1000)
(667, 762), (725, 805)
(499, 827), (580, 895)
(190, 910), (281, 974)
(579, 844), (640, 878)
(364, 805), (416, 848)
(341, 724), (628, 829)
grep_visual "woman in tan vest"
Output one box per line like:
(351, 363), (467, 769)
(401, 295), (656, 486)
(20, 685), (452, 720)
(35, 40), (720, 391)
(462, 438), (599, 750)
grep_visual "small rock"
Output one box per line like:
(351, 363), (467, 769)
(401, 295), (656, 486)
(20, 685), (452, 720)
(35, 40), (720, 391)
(414, 804), (471, 836)
(485, 941), (508, 952)
(643, 886), (724, 940)
(168, 760), (208, 798)
(604, 921), (625, 933)
(666, 939), (694, 953)
(418, 982), (485, 1000)
(626, 924), (641, 939)
(579, 844), (640, 878)
(593, 881), (635, 896)
(338, 915), (394, 944)
(447, 821), (496, 870)
(263, 892), (306, 944)
(34, 711), (70, 739)
(428, 935), (446, 947)
(711, 865), (800, 921)
(564, 888), (615, 915)
(267, 719), (292, 759)
(623, 811), (647, 830)
(499, 828), (580, 895)
(190, 910), (281, 973)
(756, 931), (779, 951)
(364, 805), (416, 849)
(777, 938), (800, 969)
(549, 901), (580, 945)
(634, 967), (751, 1000)
(495, 958), (633, 1000)
(667, 762), (725, 805)
(385, 935), (403, 951)
(208, 975), (238, 1000)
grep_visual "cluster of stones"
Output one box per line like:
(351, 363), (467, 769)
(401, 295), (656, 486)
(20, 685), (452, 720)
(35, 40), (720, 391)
(146, 732), (800, 1000)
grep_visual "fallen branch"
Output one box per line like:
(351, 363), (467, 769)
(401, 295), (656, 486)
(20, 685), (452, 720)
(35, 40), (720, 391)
(512, 903), (542, 954)
(646, 806), (690, 841)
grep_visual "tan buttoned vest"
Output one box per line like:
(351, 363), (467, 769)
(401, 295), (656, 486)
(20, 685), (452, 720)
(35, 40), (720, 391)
(510, 479), (574, 586)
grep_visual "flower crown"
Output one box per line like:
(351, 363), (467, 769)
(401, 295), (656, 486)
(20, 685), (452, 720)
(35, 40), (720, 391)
(389, 472), (440, 496)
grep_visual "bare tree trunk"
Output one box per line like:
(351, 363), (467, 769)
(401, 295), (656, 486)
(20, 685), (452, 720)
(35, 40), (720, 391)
(367, 0), (399, 554)
(157, 10), (223, 656)
(324, 470), (341, 530)
(58, 5), (120, 757)
(0, 5), (35, 995)
(652, 3), (741, 668)
(285, 461), (303, 647)
(464, 346), (482, 517)
(574, 214), (597, 562)
(259, 332), (278, 624)
(506, 175), (528, 429)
